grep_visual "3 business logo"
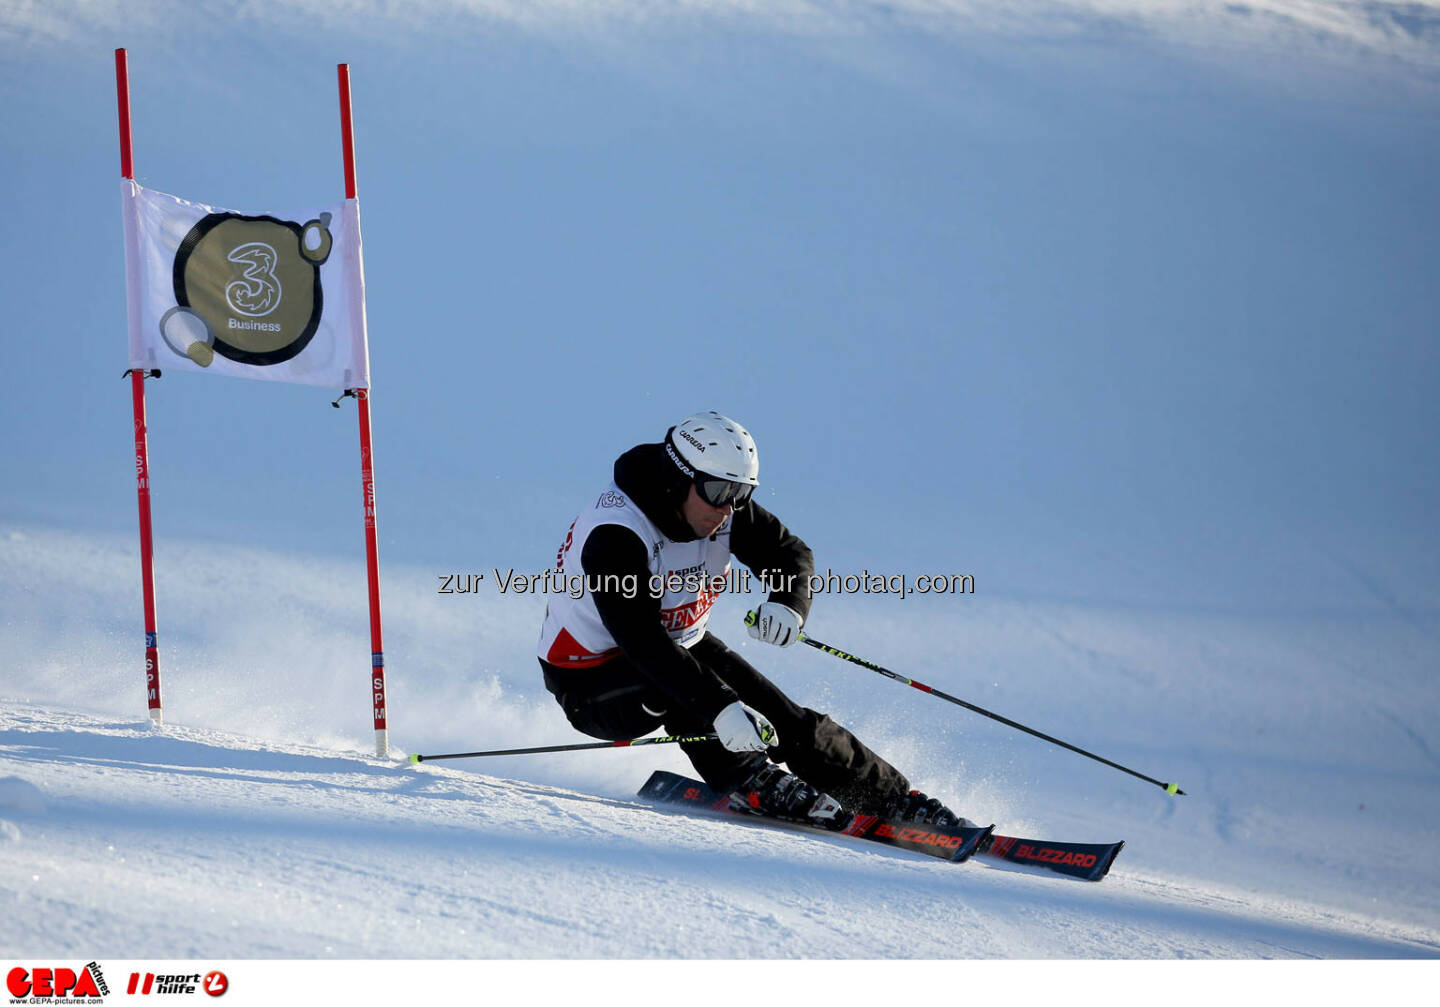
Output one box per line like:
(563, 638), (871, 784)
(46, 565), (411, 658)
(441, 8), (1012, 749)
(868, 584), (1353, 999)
(161, 210), (333, 368)
(6, 962), (110, 1001)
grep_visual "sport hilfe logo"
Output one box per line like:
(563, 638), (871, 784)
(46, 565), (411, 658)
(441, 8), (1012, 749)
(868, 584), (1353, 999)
(6, 962), (109, 999)
(125, 971), (228, 997)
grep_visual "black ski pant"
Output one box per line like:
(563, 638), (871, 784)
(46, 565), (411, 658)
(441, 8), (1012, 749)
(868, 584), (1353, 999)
(540, 633), (910, 814)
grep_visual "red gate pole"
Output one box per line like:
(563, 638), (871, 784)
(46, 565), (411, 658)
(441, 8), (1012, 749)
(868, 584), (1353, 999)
(338, 64), (389, 758)
(117, 48), (163, 726)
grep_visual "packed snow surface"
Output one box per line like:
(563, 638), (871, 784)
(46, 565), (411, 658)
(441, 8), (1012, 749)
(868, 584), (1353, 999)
(1, 525), (1437, 958)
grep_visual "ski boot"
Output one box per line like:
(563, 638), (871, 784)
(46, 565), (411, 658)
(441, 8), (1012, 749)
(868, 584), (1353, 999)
(730, 763), (852, 832)
(881, 790), (975, 830)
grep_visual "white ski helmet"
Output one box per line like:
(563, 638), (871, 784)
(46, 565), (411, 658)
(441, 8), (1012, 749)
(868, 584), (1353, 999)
(665, 411), (759, 506)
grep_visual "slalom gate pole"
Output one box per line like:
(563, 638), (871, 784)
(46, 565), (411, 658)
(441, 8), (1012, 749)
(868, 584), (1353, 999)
(117, 48), (163, 726)
(410, 734), (719, 764)
(747, 612), (1185, 796)
(336, 63), (390, 759)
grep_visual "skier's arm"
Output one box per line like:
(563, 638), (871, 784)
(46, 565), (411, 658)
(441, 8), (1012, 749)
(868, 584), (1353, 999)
(729, 501), (815, 622)
(580, 524), (737, 719)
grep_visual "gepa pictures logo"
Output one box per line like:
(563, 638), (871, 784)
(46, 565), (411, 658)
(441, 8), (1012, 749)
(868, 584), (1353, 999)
(6, 962), (109, 1001)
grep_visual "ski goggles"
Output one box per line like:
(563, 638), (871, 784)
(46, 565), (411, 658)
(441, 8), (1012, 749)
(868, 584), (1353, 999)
(695, 475), (754, 509)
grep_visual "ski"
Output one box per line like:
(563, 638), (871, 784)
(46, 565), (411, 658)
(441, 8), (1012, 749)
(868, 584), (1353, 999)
(980, 833), (1124, 882)
(639, 770), (993, 863)
(639, 770), (1124, 881)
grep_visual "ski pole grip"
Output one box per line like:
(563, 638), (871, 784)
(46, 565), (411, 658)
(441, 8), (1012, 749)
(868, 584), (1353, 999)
(745, 607), (809, 643)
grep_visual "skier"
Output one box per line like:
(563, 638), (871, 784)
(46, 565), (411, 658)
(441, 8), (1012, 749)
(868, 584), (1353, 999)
(537, 411), (969, 831)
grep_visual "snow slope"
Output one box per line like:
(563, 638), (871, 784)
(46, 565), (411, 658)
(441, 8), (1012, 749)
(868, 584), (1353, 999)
(1, 523), (1438, 958)
(2, 707), (1434, 960)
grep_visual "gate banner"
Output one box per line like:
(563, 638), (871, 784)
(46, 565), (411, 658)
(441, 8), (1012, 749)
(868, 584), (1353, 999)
(121, 179), (371, 389)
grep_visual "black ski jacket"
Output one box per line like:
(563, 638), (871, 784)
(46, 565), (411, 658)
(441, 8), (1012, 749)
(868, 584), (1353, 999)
(545, 442), (814, 721)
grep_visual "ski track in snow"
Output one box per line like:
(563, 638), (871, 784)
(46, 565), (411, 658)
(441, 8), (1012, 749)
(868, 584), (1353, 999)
(1, 705), (1436, 959)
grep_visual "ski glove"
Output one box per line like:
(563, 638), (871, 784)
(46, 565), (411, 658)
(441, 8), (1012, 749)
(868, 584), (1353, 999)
(747, 602), (803, 648)
(713, 701), (778, 753)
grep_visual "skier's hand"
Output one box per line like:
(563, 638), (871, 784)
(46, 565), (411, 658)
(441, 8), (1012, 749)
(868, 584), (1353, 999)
(713, 701), (777, 753)
(746, 602), (802, 648)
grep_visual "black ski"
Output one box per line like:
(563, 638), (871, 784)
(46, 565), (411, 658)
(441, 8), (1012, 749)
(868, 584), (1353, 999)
(980, 833), (1125, 882)
(639, 770), (1124, 881)
(639, 770), (992, 863)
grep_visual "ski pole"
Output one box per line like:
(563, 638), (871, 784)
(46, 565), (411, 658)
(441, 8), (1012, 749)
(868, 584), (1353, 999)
(747, 611), (1184, 796)
(409, 733), (718, 764)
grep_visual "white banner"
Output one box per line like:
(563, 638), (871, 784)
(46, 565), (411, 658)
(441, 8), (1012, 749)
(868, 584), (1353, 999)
(1, 959), (1418, 1004)
(121, 179), (371, 389)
